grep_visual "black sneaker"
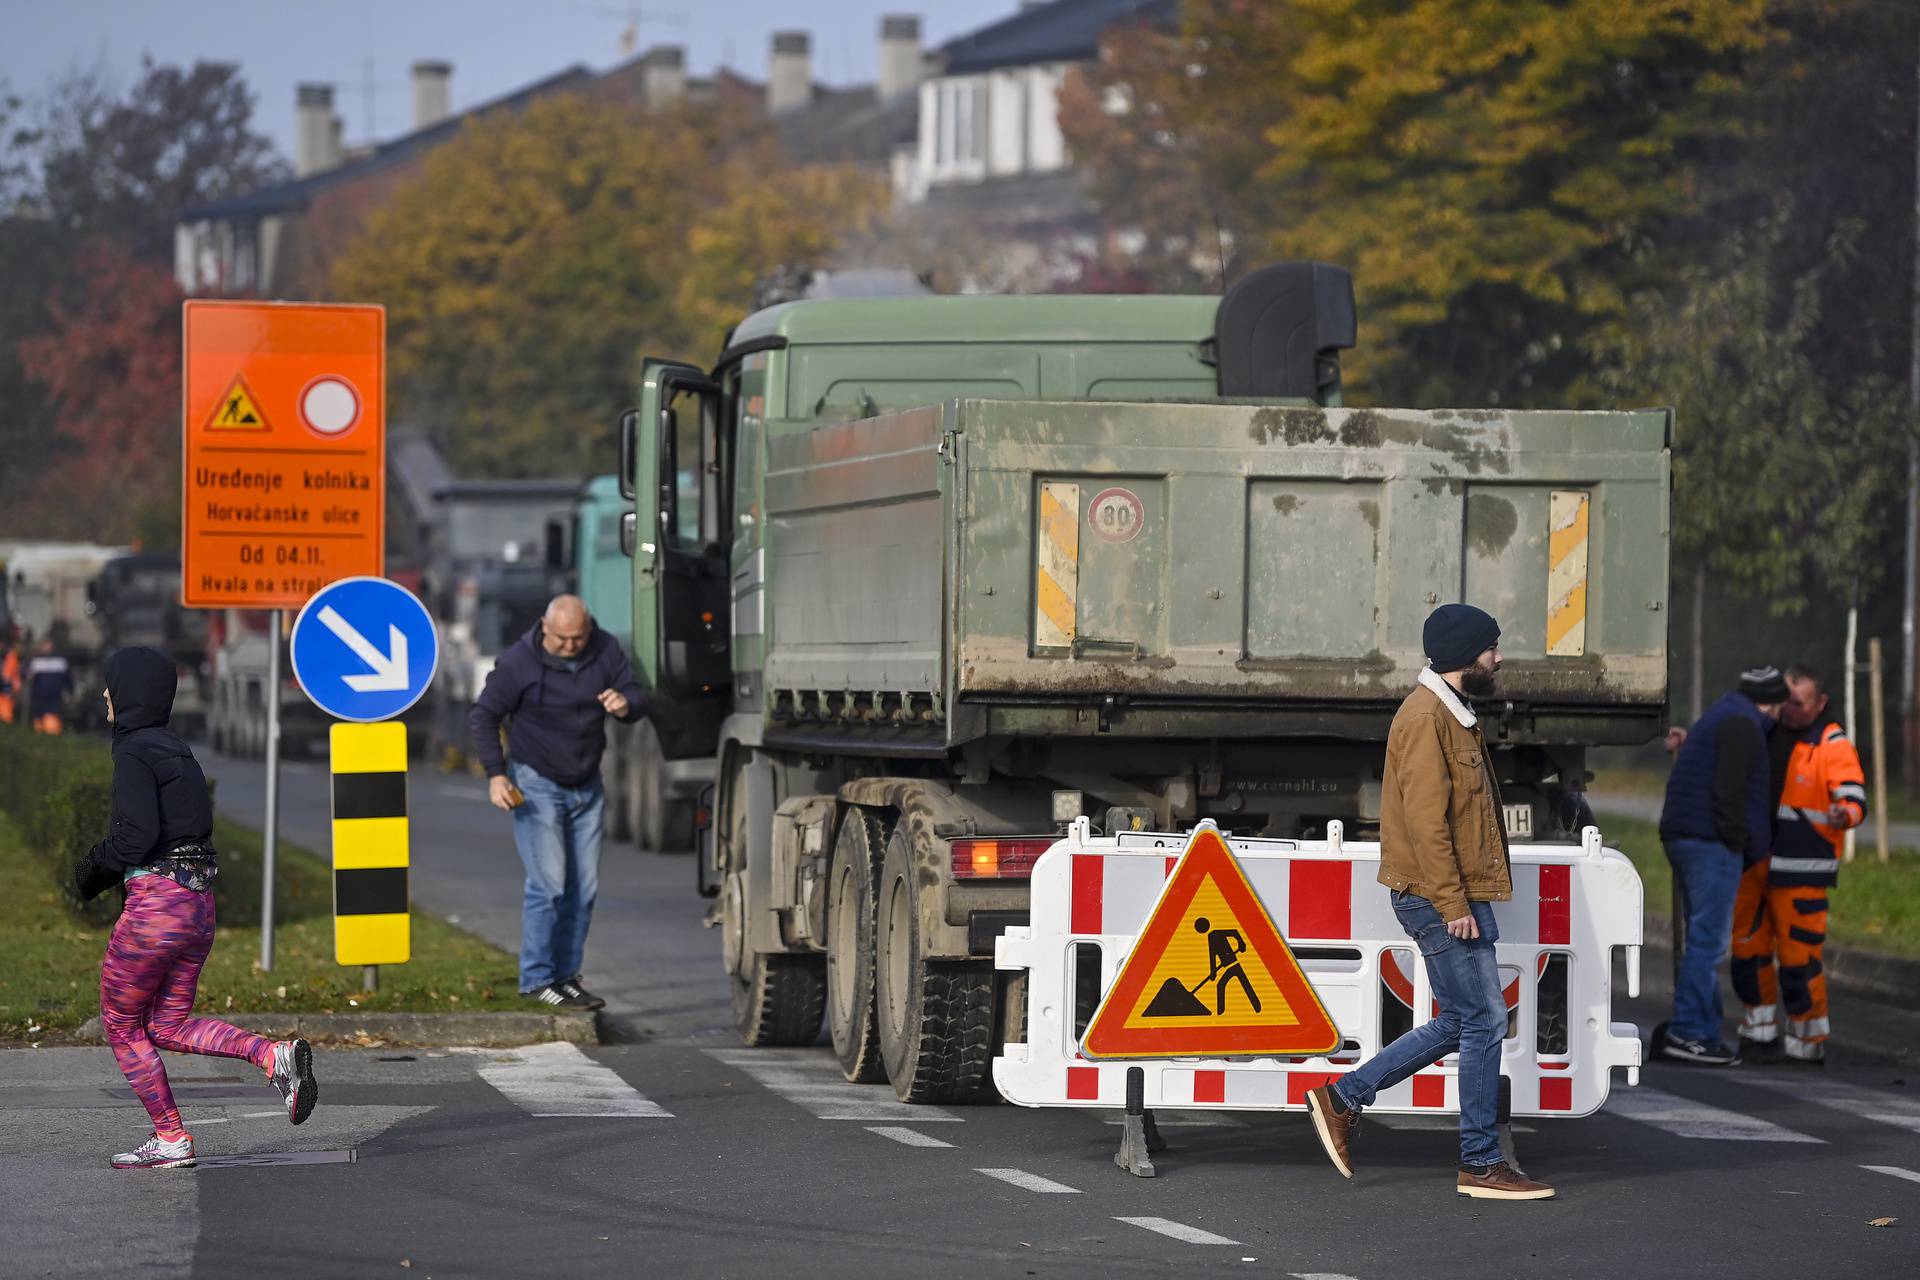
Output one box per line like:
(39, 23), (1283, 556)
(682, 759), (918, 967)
(1661, 1032), (1741, 1066)
(559, 976), (606, 1011)
(524, 984), (594, 1010)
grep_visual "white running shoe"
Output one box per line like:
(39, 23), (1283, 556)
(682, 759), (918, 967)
(268, 1038), (319, 1125)
(111, 1132), (195, 1170)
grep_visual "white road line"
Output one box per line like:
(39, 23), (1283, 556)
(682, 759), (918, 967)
(1863, 1164), (1920, 1185)
(1102, 1109), (1244, 1128)
(1734, 1075), (1920, 1136)
(1604, 1086), (1821, 1142)
(865, 1126), (954, 1148)
(1114, 1216), (1238, 1245)
(976, 1168), (1080, 1194)
(463, 1042), (672, 1117)
(704, 1048), (960, 1122)
(1370, 1114), (1535, 1134)
(1291, 1273), (1363, 1279)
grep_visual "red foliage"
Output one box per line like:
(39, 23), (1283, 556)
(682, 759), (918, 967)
(16, 243), (182, 539)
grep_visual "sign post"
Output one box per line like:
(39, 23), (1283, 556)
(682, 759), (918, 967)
(290, 576), (438, 983)
(182, 301), (386, 971)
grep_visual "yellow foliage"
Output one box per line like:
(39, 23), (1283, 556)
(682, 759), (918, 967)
(329, 94), (885, 478)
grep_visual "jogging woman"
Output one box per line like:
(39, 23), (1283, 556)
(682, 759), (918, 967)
(75, 646), (318, 1170)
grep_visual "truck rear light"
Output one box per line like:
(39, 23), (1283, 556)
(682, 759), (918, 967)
(950, 837), (1055, 880)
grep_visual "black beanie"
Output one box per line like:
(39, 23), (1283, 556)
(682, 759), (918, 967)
(1424, 604), (1501, 674)
(1738, 666), (1788, 704)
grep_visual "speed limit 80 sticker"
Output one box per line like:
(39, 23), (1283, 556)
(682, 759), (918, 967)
(1088, 486), (1145, 544)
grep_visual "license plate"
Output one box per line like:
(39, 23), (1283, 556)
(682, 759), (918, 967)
(1503, 804), (1534, 839)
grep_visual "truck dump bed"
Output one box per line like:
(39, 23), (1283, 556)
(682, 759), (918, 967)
(761, 399), (1669, 746)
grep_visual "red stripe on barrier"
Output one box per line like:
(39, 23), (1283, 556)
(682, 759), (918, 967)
(1067, 1066), (1100, 1101)
(1287, 1071), (1340, 1105)
(1071, 856), (1104, 935)
(1539, 1077), (1572, 1111)
(1289, 860), (1350, 939)
(1538, 864), (1570, 945)
(1540, 1060), (1570, 1070)
(1165, 856), (1177, 878)
(1193, 1070), (1225, 1104)
(1413, 1074), (1445, 1108)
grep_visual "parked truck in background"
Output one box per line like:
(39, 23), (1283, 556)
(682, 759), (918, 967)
(617, 263), (1671, 1102)
(560, 475), (708, 850)
(80, 553), (209, 736)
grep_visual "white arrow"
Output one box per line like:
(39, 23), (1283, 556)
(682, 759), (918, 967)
(318, 605), (410, 692)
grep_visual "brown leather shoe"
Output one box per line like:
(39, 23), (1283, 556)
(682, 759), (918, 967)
(1457, 1161), (1555, 1200)
(1305, 1084), (1356, 1179)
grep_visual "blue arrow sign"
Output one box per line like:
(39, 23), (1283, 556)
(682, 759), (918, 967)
(290, 576), (439, 723)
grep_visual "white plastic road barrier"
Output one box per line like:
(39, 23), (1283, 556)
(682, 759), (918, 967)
(994, 819), (1642, 1123)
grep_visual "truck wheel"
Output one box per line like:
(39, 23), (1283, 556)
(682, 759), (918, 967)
(601, 727), (631, 843)
(719, 754), (824, 1046)
(827, 807), (890, 1083)
(874, 821), (995, 1103)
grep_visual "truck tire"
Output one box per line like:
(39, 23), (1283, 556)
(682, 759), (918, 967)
(601, 725), (632, 843)
(827, 807), (890, 1083)
(874, 820), (995, 1103)
(719, 751), (824, 1046)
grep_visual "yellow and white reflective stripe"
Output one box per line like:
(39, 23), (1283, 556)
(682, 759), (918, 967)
(1769, 856), (1836, 873)
(1547, 490), (1589, 656)
(1788, 1017), (1831, 1038)
(1034, 481), (1079, 650)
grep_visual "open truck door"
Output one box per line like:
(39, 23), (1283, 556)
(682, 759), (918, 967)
(624, 356), (730, 759)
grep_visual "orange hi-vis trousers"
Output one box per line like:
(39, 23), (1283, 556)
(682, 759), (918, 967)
(1729, 862), (1828, 1056)
(32, 713), (62, 735)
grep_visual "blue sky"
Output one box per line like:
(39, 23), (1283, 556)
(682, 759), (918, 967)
(3, 1), (1019, 159)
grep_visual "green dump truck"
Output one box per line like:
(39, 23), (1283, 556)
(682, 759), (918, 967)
(617, 264), (1670, 1101)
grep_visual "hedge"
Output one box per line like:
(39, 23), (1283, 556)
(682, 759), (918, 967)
(0, 727), (296, 927)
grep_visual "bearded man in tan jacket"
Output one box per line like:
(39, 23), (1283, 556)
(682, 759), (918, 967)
(1304, 604), (1555, 1201)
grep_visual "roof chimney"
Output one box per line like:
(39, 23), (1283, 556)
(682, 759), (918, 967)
(643, 45), (686, 107)
(877, 15), (923, 101)
(411, 61), (452, 130)
(295, 83), (342, 176)
(768, 31), (812, 114)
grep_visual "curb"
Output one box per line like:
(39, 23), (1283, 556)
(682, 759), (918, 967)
(72, 1010), (599, 1048)
(1643, 912), (1920, 1008)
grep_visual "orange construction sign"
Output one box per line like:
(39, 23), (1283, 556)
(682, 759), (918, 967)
(181, 301), (385, 609)
(1081, 825), (1341, 1060)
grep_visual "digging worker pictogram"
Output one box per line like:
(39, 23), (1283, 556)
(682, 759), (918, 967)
(1196, 917), (1260, 1015)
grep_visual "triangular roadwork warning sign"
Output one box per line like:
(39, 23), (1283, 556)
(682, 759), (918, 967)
(1081, 824), (1341, 1060)
(206, 374), (270, 431)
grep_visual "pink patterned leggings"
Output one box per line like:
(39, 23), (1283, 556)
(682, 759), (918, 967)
(100, 875), (276, 1136)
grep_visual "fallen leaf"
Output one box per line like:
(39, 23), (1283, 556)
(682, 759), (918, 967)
(1868, 1217), (1897, 1228)
(400, 1260), (412, 1269)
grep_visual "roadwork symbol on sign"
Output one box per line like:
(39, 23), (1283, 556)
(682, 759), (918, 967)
(1081, 824), (1341, 1060)
(207, 374), (269, 431)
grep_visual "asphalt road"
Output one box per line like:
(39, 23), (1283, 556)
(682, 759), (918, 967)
(3, 748), (1917, 1279)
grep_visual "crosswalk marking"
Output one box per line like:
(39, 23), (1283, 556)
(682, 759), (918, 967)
(976, 1167), (1080, 1193)
(1732, 1075), (1920, 1136)
(866, 1126), (954, 1148)
(1863, 1164), (1920, 1185)
(1604, 1085), (1821, 1142)
(704, 1049), (960, 1122)
(1115, 1217), (1239, 1245)
(465, 1042), (671, 1118)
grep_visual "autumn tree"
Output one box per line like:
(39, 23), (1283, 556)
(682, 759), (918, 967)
(330, 94), (886, 479)
(15, 245), (183, 543)
(1065, 0), (1773, 404)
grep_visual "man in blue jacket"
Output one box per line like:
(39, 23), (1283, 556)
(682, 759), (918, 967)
(470, 595), (648, 1010)
(1656, 666), (1788, 1065)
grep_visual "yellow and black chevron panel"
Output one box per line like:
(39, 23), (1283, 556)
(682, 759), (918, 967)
(330, 721), (410, 965)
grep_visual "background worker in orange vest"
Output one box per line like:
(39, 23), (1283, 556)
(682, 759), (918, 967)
(1730, 663), (1866, 1064)
(27, 637), (72, 735)
(0, 632), (20, 724)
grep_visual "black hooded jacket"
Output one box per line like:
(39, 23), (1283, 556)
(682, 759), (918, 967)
(77, 647), (214, 898)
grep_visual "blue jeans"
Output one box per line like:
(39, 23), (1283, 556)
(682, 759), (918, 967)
(1334, 894), (1507, 1168)
(509, 761), (605, 992)
(1663, 836), (1741, 1042)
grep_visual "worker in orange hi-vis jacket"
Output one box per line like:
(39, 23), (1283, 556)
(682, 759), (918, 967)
(0, 637), (19, 724)
(1730, 664), (1867, 1065)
